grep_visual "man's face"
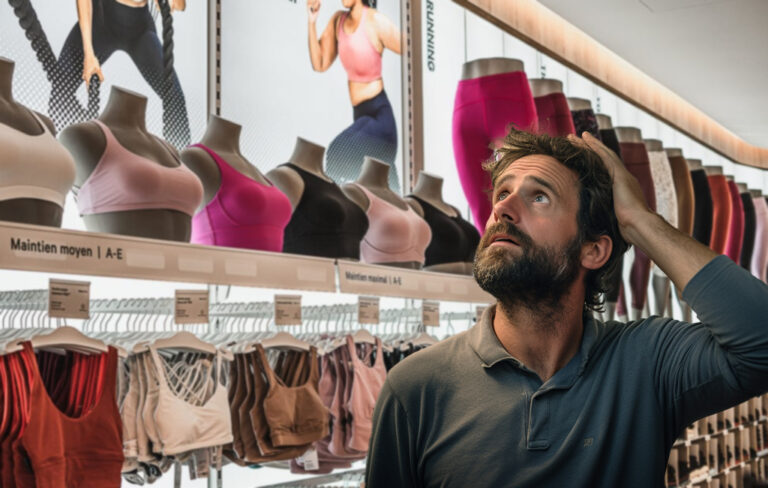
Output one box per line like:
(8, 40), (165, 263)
(474, 154), (585, 311)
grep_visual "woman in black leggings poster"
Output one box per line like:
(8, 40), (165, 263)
(307, 0), (402, 192)
(7, 0), (191, 148)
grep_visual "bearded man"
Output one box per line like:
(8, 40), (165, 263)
(364, 129), (768, 487)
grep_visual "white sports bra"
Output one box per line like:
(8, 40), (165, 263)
(0, 110), (76, 208)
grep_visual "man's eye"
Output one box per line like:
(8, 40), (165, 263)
(497, 191), (509, 201)
(534, 194), (549, 203)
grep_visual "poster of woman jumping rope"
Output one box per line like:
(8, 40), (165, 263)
(220, 0), (404, 193)
(1, 0), (206, 149)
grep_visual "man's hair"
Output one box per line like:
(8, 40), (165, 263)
(482, 129), (629, 313)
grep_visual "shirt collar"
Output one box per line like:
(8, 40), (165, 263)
(468, 303), (600, 375)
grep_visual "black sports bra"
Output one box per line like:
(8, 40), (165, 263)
(408, 195), (480, 266)
(281, 163), (369, 259)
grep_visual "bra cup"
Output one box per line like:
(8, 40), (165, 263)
(368, 212), (415, 254)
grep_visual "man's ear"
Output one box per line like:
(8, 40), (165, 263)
(581, 235), (612, 270)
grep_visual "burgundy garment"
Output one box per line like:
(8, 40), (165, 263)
(708, 174), (732, 255)
(571, 108), (602, 140)
(534, 93), (576, 137)
(619, 142), (657, 311)
(724, 180), (745, 263)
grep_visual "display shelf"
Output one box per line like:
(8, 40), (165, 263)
(673, 417), (768, 447)
(671, 449), (768, 487)
(0, 222), (492, 303)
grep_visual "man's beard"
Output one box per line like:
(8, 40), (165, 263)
(473, 221), (582, 318)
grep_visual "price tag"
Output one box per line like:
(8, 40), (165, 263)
(358, 296), (380, 325)
(275, 295), (302, 326)
(174, 289), (209, 324)
(296, 447), (319, 471)
(48, 279), (90, 319)
(422, 301), (440, 327)
(475, 305), (488, 323)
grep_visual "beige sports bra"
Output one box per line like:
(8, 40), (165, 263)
(0, 110), (75, 207)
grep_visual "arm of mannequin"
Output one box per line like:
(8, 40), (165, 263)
(373, 10), (401, 55)
(307, 1), (340, 72)
(341, 183), (369, 212)
(36, 111), (56, 135)
(180, 146), (221, 212)
(77, 0), (103, 85)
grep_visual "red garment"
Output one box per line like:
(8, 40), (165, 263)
(14, 343), (123, 488)
(725, 180), (745, 262)
(534, 93), (576, 137)
(707, 174), (732, 255)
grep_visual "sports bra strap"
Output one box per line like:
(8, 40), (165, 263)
(254, 344), (278, 386)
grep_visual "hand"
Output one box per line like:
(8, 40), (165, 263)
(170, 0), (186, 12)
(82, 52), (104, 87)
(568, 132), (652, 243)
(307, 0), (321, 22)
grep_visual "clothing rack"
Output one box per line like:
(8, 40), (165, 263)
(255, 467), (365, 488)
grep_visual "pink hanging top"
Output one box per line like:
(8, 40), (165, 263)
(77, 120), (203, 216)
(337, 7), (382, 83)
(344, 336), (386, 453)
(354, 183), (432, 265)
(190, 144), (292, 252)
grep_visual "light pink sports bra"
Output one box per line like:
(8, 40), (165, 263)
(77, 121), (203, 216)
(354, 183), (432, 265)
(345, 336), (386, 453)
(337, 7), (382, 83)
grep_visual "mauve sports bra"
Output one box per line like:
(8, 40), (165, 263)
(354, 183), (432, 265)
(281, 163), (369, 259)
(77, 120), (203, 217)
(191, 144), (292, 252)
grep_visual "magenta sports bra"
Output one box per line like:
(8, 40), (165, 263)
(77, 120), (203, 217)
(190, 144), (292, 252)
(354, 184), (432, 265)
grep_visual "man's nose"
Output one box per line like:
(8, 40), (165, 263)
(488, 192), (522, 229)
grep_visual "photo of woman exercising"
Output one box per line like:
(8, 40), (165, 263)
(7, 0), (191, 148)
(307, 0), (402, 192)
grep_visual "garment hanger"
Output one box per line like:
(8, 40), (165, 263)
(258, 331), (311, 351)
(6, 325), (109, 355)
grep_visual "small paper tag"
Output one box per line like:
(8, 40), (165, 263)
(48, 279), (90, 319)
(275, 295), (302, 326)
(475, 306), (488, 323)
(358, 296), (380, 325)
(174, 290), (209, 324)
(422, 301), (440, 327)
(297, 447), (319, 471)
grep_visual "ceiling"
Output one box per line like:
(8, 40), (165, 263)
(538, 0), (768, 147)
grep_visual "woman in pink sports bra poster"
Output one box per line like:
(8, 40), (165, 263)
(307, 0), (403, 192)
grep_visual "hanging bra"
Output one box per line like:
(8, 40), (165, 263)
(354, 183), (432, 265)
(280, 163), (369, 259)
(77, 120), (203, 216)
(17, 343), (123, 488)
(146, 346), (233, 456)
(408, 195), (481, 266)
(0, 110), (75, 208)
(337, 7), (382, 83)
(254, 344), (329, 447)
(190, 144), (292, 252)
(344, 336), (386, 453)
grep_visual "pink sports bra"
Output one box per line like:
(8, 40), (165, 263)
(77, 120), (203, 216)
(337, 7), (382, 83)
(345, 336), (386, 453)
(354, 183), (432, 265)
(190, 144), (292, 252)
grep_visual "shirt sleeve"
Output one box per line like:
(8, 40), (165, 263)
(649, 255), (768, 434)
(365, 379), (420, 488)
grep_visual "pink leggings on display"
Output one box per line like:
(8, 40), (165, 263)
(619, 142), (657, 312)
(751, 197), (768, 282)
(534, 93), (576, 137)
(452, 71), (539, 231)
(724, 181), (745, 263)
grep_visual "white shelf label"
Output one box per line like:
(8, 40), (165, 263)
(275, 295), (302, 326)
(174, 290), (209, 324)
(358, 296), (380, 325)
(48, 279), (90, 319)
(423, 301), (440, 327)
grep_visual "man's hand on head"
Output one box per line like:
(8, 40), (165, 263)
(568, 132), (653, 246)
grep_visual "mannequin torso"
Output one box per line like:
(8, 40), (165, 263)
(529, 79), (563, 98)
(567, 97), (592, 111)
(614, 127), (643, 144)
(704, 166), (724, 176)
(643, 139), (664, 152)
(751, 189), (763, 198)
(266, 137), (329, 210)
(595, 114), (613, 130)
(461, 58), (524, 80)
(407, 172), (473, 275)
(61, 86), (196, 241)
(0, 57), (67, 227)
(665, 148), (684, 158)
(182, 115), (271, 212)
(343, 157), (425, 269)
(687, 158), (703, 170)
(737, 183), (748, 193)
